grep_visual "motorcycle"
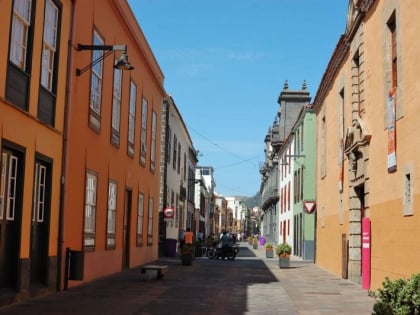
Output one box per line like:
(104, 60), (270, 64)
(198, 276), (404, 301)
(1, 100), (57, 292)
(207, 243), (236, 260)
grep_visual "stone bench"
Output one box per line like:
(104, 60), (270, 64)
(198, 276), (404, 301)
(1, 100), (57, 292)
(140, 265), (168, 280)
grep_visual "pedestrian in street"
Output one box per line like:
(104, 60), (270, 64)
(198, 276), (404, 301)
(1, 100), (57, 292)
(184, 228), (194, 245)
(179, 229), (185, 252)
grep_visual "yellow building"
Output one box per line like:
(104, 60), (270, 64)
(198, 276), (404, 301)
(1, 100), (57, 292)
(314, 0), (420, 290)
(0, 0), (71, 305)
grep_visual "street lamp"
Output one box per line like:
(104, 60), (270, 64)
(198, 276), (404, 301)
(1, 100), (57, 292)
(76, 44), (134, 76)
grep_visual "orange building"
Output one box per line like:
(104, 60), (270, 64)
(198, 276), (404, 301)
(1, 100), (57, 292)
(61, 0), (164, 288)
(0, 0), (72, 305)
(314, 0), (420, 289)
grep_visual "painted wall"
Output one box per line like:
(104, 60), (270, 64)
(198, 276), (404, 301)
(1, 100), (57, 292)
(315, 0), (420, 290)
(62, 0), (164, 287)
(0, 0), (71, 303)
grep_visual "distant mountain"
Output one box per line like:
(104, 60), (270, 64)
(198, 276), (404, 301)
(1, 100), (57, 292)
(242, 192), (261, 209)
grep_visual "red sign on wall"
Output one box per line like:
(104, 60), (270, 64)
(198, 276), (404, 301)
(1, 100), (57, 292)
(163, 207), (174, 219)
(303, 201), (316, 214)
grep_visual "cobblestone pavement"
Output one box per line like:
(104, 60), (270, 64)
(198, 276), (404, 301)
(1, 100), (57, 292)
(0, 242), (376, 315)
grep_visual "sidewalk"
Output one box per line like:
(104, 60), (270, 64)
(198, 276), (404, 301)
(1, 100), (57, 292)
(0, 242), (376, 315)
(246, 242), (376, 314)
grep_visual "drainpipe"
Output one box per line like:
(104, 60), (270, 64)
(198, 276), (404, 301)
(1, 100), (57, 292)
(57, 0), (77, 292)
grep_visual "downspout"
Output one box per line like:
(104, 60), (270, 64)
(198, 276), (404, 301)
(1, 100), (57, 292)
(57, 0), (76, 291)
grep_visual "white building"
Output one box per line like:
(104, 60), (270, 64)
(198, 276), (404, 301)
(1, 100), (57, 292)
(160, 96), (198, 256)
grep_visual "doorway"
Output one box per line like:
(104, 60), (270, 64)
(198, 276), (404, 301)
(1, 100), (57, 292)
(30, 158), (52, 287)
(122, 189), (132, 270)
(0, 148), (23, 289)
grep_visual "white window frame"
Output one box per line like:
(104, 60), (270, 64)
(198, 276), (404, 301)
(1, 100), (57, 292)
(33, 162), (47, 222)
(147, 196), (154, 245)
(10, 0), (32, 69)
(107, 180), (117, 248)
(84, 171), (97, 247)
(0, 152), (18, 221)
(128, 80), (136, 156)
(111, 65), (122, 144)
(89, 30), (104, 130)
(140, 97), (148, 165)
(137, 192), (144, 246)
(150, 111), (157, 172)
(41, 0), (58, 91)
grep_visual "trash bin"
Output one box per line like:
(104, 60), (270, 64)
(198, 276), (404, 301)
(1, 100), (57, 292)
(69, 250), (84, 280)
(165, 238), (177, 257)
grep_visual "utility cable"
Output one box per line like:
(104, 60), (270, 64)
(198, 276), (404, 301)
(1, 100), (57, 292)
(188, 124), (257, 168)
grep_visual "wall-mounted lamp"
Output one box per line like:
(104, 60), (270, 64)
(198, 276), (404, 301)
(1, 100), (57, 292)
(76, 44), (134, 76)
(280, 154), (306, 165)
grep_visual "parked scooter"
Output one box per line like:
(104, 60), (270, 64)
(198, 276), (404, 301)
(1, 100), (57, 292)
(207, 243), (236, 260)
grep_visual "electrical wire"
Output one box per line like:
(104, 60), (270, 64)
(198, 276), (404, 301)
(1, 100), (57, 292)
(188, 124), (258, 168)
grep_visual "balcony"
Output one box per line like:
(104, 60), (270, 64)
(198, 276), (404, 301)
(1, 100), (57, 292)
(261, 186), (279, 210)
(271, 124), (283, 150)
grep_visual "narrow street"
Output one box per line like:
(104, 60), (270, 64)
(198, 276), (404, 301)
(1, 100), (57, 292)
(0, 243), (375, 315)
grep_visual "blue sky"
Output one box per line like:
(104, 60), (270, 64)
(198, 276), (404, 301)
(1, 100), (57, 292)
(128, 0), (349, 197)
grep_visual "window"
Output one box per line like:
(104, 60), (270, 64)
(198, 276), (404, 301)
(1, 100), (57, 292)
(183, 153), (186, 180)
(147, 196), (154, 245)
(84, 171), (97, 248)
(338, 89), (345, 192)
(38, 0), (61, 126)
(33, 162), (47, 223)
(89, 30), (104, 131)
(167, 127), (171, 164)
(352, 51), (363, 114)
(320, 112), (327, 178)
(41, 0), (58, 91)
(0, 151), (18, 221)
(403, 166), (413, 216)
(6, 0), (34, 109)
(127, 80), (136, 156)
(387, 12), (397, 89)
(140, 97), (148, 165)
(9, 0), (32, 69)
(107, 180), (117, 249)
(175, 194), (179, 227)
(173, 134), (177, 169)
(150, 111), (157, 172)
(111, 66), (122, 145)
(300, 167), (304, 201)
(177, 143), (181, 174)
(137, 193), (144, 246)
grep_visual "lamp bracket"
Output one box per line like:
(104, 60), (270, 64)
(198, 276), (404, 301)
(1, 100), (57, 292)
(77, 44), (127, 52)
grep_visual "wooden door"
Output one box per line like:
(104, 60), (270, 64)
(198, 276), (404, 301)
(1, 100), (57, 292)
(122, 189), (132, 270)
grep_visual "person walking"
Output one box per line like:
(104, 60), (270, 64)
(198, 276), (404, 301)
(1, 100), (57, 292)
(184, 228), (195, 259)
(179, 229), (185, 253)
(184, 228), (194, 245)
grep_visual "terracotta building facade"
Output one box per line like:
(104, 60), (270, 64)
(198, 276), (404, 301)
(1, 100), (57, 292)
(0, 0), (72, 304)
(61, 0), (164, 288)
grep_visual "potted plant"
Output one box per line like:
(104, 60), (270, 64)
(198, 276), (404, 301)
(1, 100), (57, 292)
(275, 242), (292, 268)
(252, 237), (258, 249)
(247, 236), (253, 245)
(259, 236), (266, 246)
(265, 242), (274, 258)
(181, 244), (194, 265)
